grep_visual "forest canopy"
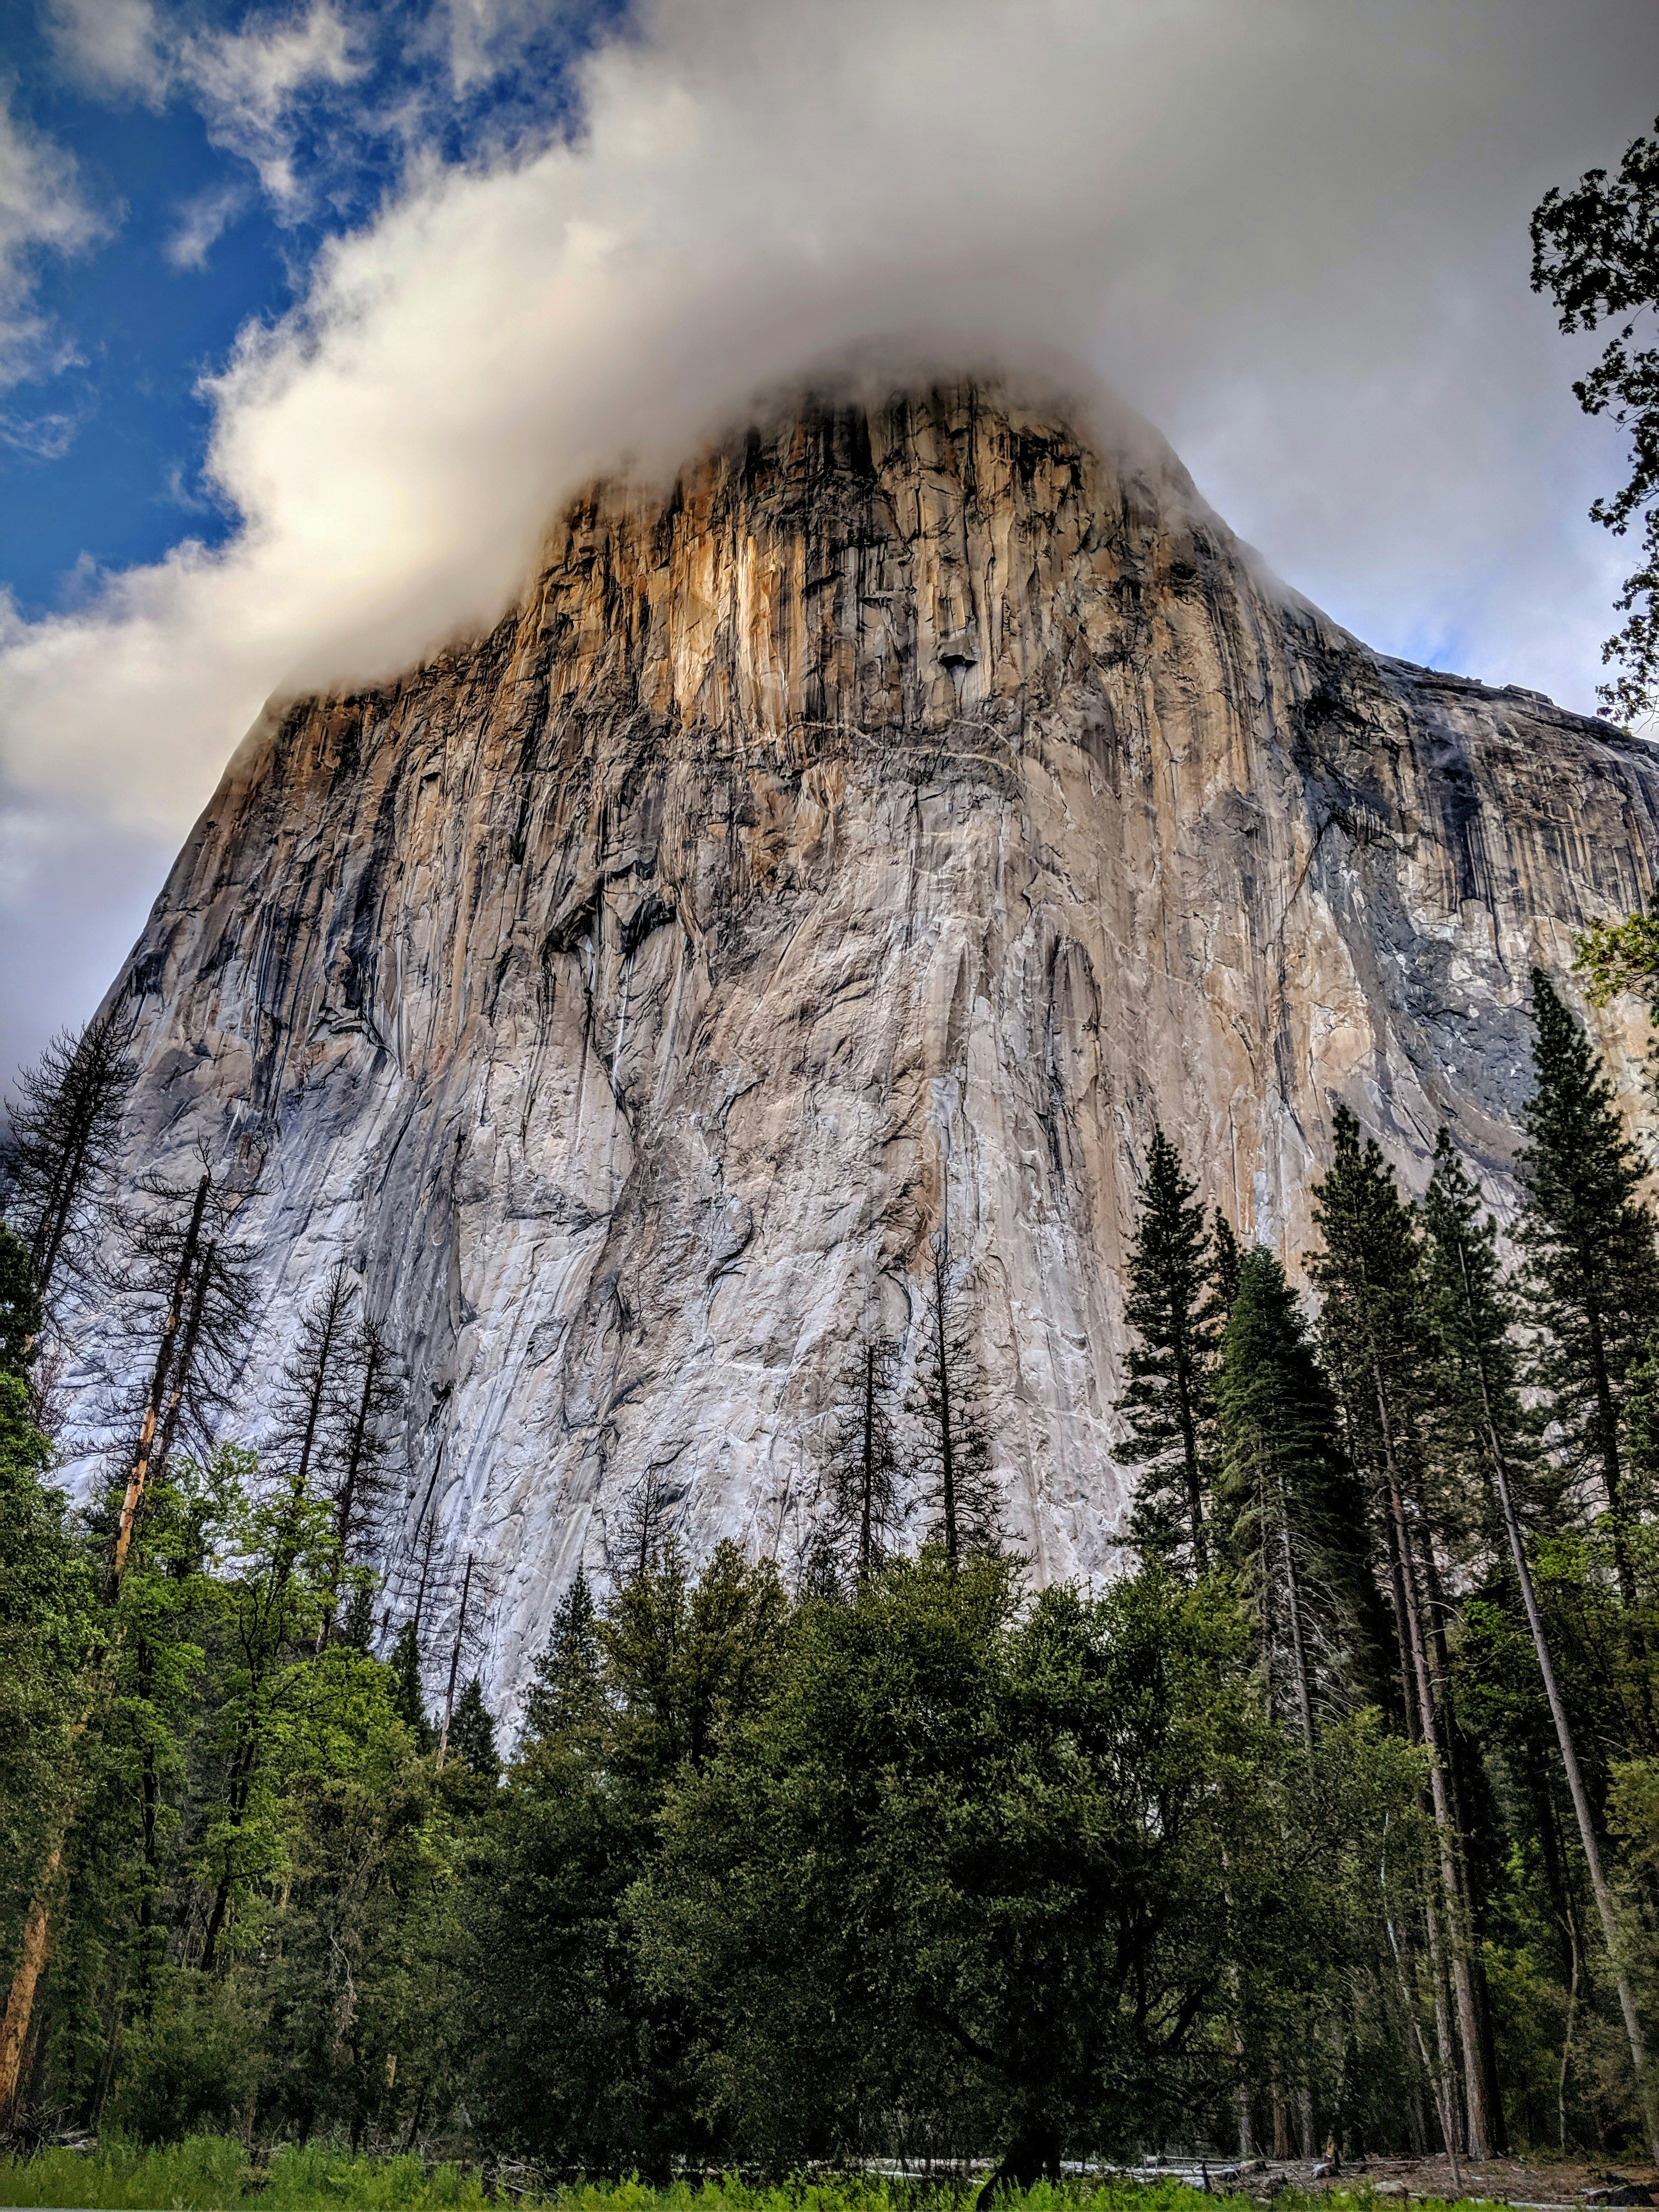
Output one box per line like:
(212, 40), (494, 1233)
(5, 964), (1659, 2180)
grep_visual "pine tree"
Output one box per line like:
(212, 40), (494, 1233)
(1424, 1124), (1659, 2166)
(390, 1618), (433, 1750)
(820, 1334), (902, 1585)
(437, 1553), (496, 1768)
(1518, 969), (1659, 1602)
(1116, 1128), (1224, 1575)
(1212, 1246), (1367, 1746)
(910, 1235), (1001, 1561)
(1212, 1209), (1243, 1318)
(522, 1566), (605, 1743)
(1311, 1103), (1494, 2159)
(1, 1010), (134, 1316)
(449, 1678), (500, 1784)
(1420, 1130), (1534, 1538)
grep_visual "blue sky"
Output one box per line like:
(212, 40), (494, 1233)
(0, 0), (616, 611)
(0, 0), (1654, 1078)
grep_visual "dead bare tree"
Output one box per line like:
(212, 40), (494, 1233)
(815, 1332), (904, 1587)
(910, 1233), (1002, 1562)
(1, 1008), (135, 1319)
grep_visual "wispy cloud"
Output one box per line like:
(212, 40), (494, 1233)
(0, 404), (88, 458)
(178, 3), (364, 211)
(44, 0), (171, 103)
(163, 179), (250, 269)
(50, 0), (366, 217)
(0, 85), (109, 390)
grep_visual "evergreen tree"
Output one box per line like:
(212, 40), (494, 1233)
(1518, 969), (1659, 1601)
(910, 1235), (1001, 1560)
(522, 1567), (605, 1745)
(1212, 1246), (1367, 1745)
(449, 1678), (500, 1784)
(1311, 1103), (1494, 2159)
(324, 1316), (403, 1615)
(1425, 1125), (1659, 2168)
(1212, 1208), (1243, 1317)
(104, 1164), (258, 1586)
(269, 1260), (357, 1499)
(604, 1463), (680, 1583)
(1116, 1128), (1224, 1575)
(1530, 111), (1659, 721)
(1420, 1130), (1535, 1539)
(0, 1368), (93, 2122)
(390, 1618), (433, 1750)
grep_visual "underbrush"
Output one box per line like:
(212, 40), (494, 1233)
(0, 2143), (1521, 2212)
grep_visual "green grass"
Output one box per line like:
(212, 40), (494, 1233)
(0, 2146), (1527, 2212)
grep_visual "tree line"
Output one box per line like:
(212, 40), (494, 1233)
(6, 956), (1659, 2178)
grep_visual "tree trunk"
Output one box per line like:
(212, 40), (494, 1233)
(1584, 1294), (1638, 1609)
(1482, 1389), (1658, 2160)
(1448, 1225), (1658, 2164)
(1374, 1346), (1490, 2159)
(113, 1174), (210, 1586)
(974, 2119), (1062, 2208)
(0, 1839), (61, 2121)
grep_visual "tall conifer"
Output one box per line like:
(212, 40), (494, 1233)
(522, 1567), (605, 1744)
(1117, 1128), (1223, 1575)
(1212, 1246), (1366, 1746)
(1518, 970), (1659, 1602)
(1311, 1104), (1494, 2158)
(1424, 1125), (1659, 2166)
(390, 1617), (433, 1749)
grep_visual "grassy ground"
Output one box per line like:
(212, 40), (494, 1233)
(0, 2145), (1537, 2212)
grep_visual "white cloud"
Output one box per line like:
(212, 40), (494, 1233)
(177, 2), (364, 210)
(49, 0), (366, 213)
(0, 86), (107, 389)
(2, 0), (1657, 1053)
(44, 0), (171, 101)
(164, 179), (249, 269)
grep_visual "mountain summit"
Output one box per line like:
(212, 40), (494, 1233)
(76, 381), (1658, 1696)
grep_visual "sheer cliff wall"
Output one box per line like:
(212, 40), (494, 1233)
(75, 383), (1659, 1697)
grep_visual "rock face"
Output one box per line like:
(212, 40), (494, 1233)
(78, 381), (1659, 1702)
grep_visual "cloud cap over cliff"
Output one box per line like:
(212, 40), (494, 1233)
(1, 0), (1655, 1059)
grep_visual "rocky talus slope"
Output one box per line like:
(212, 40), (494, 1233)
(75, 383), (1659, 1699)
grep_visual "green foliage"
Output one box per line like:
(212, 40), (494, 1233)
(1517, 972), (1659, 1556)
(1419, 1129), (1539, 1542)
(1212, 1245), (1374, 1742)
(1576, 912), (1659, 1015)
(0, 1365), (95, 1975)
(1531, 115), (1659, 721)
(0, 2156), (1532, 2212)
(0, 1222), (41, 1375)
(1116, 1128), (1226, 1577)
(21, 975), (1659, 2171)
(521, 1565), (603, 1745)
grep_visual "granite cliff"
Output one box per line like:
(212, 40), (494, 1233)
(70, 381), (1659, 1701)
